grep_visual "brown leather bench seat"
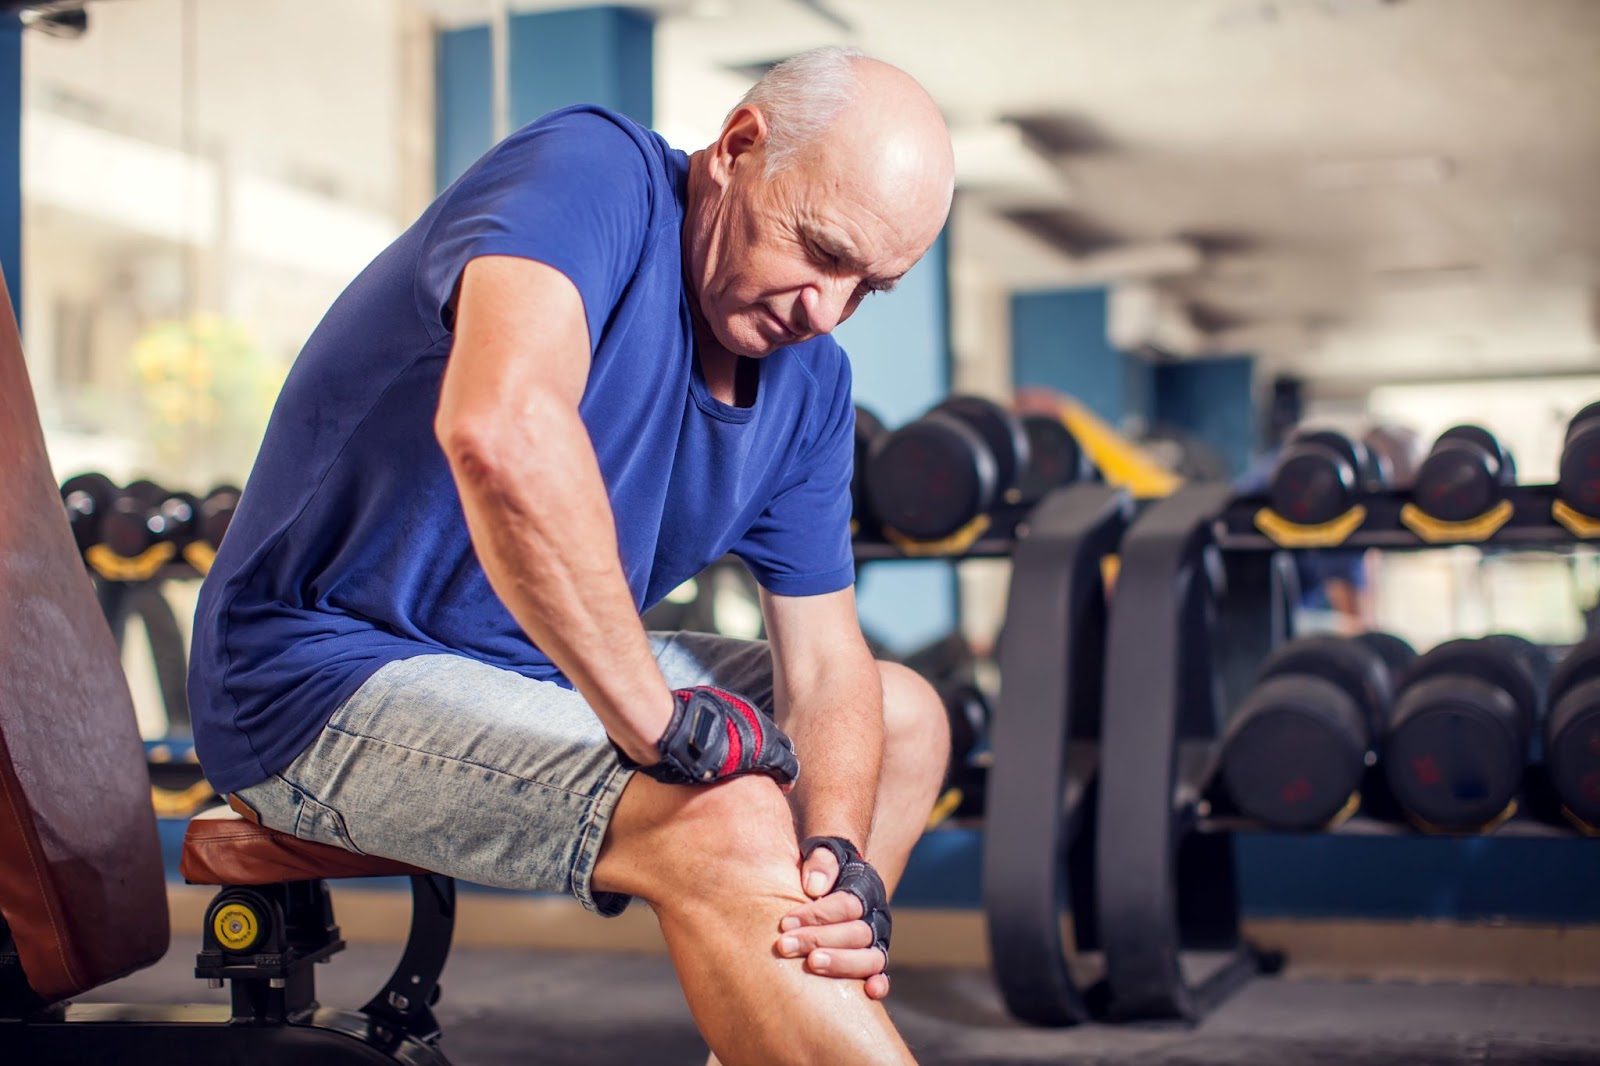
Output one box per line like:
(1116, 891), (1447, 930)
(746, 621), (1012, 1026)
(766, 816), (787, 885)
(180, 806), (430, 886)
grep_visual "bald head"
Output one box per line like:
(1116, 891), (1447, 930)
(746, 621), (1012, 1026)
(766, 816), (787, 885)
(736, 49), (952, 181)
(731, 48), (953, 254)
(806, 58), (955, 243)
(682, 49), (954, 358)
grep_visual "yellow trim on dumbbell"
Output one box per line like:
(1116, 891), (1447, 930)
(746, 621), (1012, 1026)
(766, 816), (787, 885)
(212, 901), (261, 952)
(183, 541), (218, 575)
(1323, 790), (1362, 830)
(1562, 806), (1600, 837)
(925, 787), (964, 830)
(882, 513), (991, 557)
(1398, 499), (1515, 544)
(1252, 505), (1367, 548)
(85, 541), (176, 582)
(1406, 799), (1518, 836)
(1552, 499), (1600, 540)
(1100, 554), (1121, 590)
(150, 780), (219, 818)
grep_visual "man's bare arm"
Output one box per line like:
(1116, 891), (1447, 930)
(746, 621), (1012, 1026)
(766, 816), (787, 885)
(762, 585), (883, 853)
(434, 254), (672, 762)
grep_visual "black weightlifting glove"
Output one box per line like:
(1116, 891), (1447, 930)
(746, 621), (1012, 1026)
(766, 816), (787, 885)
(800, 836), (892, 967)
(619, 686), (800, 786)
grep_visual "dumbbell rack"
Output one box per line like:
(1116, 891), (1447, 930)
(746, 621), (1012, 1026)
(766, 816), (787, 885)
(1098, 482), (1600, 1024)
(1095, 484), (1290, 1023)
(854, 484), (1134, 1025)
(981, 484), (1129, 1025)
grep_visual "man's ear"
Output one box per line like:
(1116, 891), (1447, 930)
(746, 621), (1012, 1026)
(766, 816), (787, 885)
(707, 104), (769, 188)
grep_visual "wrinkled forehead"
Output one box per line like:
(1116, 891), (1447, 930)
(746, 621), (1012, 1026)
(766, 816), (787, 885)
(795, 143), (950, 258)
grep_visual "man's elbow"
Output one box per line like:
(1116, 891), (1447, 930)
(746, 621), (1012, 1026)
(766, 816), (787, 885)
(436, 406), (516, 494)
(435, 389), (571, 493)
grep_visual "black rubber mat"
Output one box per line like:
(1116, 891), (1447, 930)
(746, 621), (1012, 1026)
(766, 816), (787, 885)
(83, 937), (1600, 1065)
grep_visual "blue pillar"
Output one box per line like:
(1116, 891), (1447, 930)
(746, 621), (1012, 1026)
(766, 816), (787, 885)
(436, 6), (653, 191)
(1152, 355), (1257, 478)
(1011, 288), (1149, 428)
(836, 232), (956, 654)
(1, 16), (21, 323)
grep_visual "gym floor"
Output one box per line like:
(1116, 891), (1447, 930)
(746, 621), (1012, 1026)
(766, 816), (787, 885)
(86, 935), (1600, 1065)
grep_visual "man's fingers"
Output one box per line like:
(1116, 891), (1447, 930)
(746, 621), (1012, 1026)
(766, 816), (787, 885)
(866, 973), (891, 1001)
(802, 946), (887, 982)
(776, 919), (874, 957)
(779, 890), (863, 931)
(801, 845), (840, 899)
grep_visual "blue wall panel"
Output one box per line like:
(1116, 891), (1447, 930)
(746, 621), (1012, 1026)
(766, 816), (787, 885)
(1153, 355), (1256, 478)
(509, 7), (653, 130)
(435, 25), (493, 192)
(436, 8), (652, 193)
(1011, 289), (1127, 424)
(1, 19), (21, 322)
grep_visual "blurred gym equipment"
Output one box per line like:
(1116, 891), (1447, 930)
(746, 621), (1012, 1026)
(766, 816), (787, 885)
(1411, 425), (1517, 525)
(1556, 401), (1600, 523)
(1544, 639), (1600, 831)
(1220, 633), (1414, 830)
(1267, 428), (1384, 527)
(1385, 635), (1546, 832)
(864, 394), (1029, 545)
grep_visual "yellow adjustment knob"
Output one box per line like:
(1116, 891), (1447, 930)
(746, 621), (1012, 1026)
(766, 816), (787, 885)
(212, 901), (261, 951)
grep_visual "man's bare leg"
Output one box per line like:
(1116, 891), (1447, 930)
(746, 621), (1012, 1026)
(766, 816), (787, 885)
(695, 660), (951, 1064)
(592, 772), (918, 1066)
(860, 660), (953, 892)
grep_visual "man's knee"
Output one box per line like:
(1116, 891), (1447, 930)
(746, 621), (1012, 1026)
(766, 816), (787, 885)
(877, 660), (950, 770)
(598, 773), (802, 904)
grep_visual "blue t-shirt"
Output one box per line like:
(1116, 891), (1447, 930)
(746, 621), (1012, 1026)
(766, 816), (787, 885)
(190, 106), (858, 795)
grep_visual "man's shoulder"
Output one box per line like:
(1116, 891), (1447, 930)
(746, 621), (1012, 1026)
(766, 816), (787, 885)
(514, 105), (675, 171)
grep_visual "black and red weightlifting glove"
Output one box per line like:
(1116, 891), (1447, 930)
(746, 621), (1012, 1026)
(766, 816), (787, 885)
(800, 836), (892, 967)
(619, 686), (800, 786)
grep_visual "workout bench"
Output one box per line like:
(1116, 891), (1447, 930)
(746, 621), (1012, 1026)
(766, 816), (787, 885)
(0, 270), (462, 1065)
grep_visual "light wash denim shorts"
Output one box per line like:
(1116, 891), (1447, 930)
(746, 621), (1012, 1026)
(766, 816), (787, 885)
(232, 631), (774, 917)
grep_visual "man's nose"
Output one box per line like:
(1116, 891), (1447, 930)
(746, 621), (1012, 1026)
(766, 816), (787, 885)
(800, 277), (856, 336)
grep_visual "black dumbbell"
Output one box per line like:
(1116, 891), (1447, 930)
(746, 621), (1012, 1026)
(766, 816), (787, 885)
(1544, 640), (1600, 829)
(1556, 401), (1600, 520)
(1220, 633), (1414, 829)
(941, 678), (990, 784)
(1268, 428), (1385, 526)
(852, 406), (887, 531)
(1411, 425), (1516, 524)
(59, 472), (118, 554)
(1014, 413), (1093, 506)
(102, 481), (199, 558)
(1385, 634), (1545, 831)
(865, 395), (1030, 542)
(197, 484), (242, 550)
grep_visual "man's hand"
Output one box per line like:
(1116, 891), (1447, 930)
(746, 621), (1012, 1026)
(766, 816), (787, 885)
(617, 686), (800, 786)
(777, 837), (893, 1000)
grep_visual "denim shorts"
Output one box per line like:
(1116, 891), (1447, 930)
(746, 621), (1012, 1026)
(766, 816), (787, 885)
(231, 631), (775, 917)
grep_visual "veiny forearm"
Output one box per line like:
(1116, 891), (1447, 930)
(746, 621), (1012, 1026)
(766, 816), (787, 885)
(778, 648), (883, 852)
(444, 390), (672, 759)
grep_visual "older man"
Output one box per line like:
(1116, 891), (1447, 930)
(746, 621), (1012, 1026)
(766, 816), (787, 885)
(189, 46), (954, 1064)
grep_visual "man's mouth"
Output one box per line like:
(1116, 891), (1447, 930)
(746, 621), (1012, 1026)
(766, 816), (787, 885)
(766, 309), (799, 341)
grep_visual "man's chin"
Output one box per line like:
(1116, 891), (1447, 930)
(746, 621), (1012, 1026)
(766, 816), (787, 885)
(716, 323), (781, 358)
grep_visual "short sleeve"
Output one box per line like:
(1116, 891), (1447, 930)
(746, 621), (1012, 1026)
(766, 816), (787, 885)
(416, 107), (656, 350)
(732, 351), (857, 597)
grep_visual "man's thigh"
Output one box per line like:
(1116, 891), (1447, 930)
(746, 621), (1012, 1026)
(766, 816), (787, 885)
(648, 630), (776, 711)
(233, 654), (632, 915)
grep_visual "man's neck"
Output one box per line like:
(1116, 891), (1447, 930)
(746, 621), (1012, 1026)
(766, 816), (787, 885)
(682, 149), (757, 409)
(690, 315), (758, 408)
